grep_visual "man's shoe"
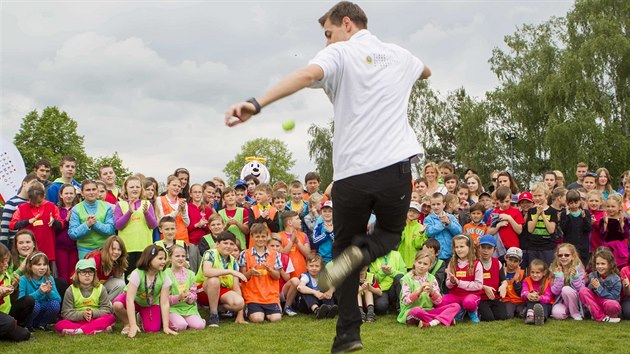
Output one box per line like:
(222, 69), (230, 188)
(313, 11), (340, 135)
(331, 337), (363, 354)
(319, 246), (365, 291)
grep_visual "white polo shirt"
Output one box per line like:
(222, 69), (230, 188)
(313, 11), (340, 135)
(309, 30), (424, 181)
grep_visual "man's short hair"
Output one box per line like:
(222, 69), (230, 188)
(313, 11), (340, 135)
(304, 171), (320, 183)
(318, 1), (367, 29)
(33, 159), (51, 169)
(59, 155), (76, 166)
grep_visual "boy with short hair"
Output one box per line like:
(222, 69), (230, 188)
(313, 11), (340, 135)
(424, 193), (462, 260)
(422, 239), (447, 295)
(219, 187), (249, 248)
(312, 201), (335, 263)
(302, 172), (327, 202)
(526, 182), (558, 266)
(438, 161), (455, 179)
(33, 159), (52, 188)
(248, 184), (279, 243)
(443, 174), (459, 194)
(199, 231), (247, 327)
(297, 254), (337, 319)
(155, 216), (188, 254)
(98, 165), (120, 205)
(286, 181), (309, 231)
(487, 186), (524, 253)
(239, 223), (283, 323)
(477, 235), (508, 321)
(502, 247), (525, 319)
(46, 156), (81, 204)
(271, 191), (287, 231)
(582, 172), (597, 192)
(233, 180), (249, 208)
(280, 211), (311, 280)
(398, 201), (426, 270)
(463, 203), (487, 246)
(1, 175), (39, 246)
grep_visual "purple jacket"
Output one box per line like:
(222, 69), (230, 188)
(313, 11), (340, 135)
(56, 207), (77, 250)
(551, 265), (585, 296)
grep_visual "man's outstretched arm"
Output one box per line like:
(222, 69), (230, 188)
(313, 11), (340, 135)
(419, 65), (431, 80)
(225, 64), (324, 127)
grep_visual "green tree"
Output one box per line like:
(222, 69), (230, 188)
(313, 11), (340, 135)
(89, 152), (133, 186)
(14, 107), (92, 180)
(223, 138), (297, 185)
(307, 121), (334, 189)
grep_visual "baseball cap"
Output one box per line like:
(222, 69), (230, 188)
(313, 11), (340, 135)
(321, 200), (333, 209)
(75, 258), (96, 271)
(478, 235), (496, 247)
(479, 191), (492, 199)
(409, 201), (422, 213)
(233, 179), (247, 189)
(505, 247), (523, 260)
(518, 191), (533, 203)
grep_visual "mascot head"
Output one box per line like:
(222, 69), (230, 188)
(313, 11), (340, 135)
(240, 156), (270, 184)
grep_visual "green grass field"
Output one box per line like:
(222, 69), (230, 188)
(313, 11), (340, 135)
(5, 314), (630, 354)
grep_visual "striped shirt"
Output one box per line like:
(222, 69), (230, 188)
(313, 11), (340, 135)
(0, 195), (27, 245)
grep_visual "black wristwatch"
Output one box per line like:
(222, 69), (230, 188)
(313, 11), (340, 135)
(246, 97), (262, 115)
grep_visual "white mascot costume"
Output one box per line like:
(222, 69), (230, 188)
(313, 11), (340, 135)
(240, 156), (270, 184)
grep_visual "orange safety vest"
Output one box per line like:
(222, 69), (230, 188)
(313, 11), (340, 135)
(524, 277), (555, 305)
(280, 230), (308, 279)
(241, 248), (280, 305)
(502, 269), (525, 304)
(160, 196), (190, 245)
(249, 205), (278, 246)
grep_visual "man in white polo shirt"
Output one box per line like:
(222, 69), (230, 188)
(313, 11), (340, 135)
(225, 2), (430, 352)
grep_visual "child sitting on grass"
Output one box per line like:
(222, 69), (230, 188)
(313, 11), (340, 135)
(358, 265), (381, 322)
(54, 259), (115, 335)
(477, 235), (508, 321)
(521, 259), (554, 325)
(549, 243), (585, 321)
(297, 254), (337, 319)
(18, 252), (61, 331)
(399, 250), (460, 328)
(166, 245), (205, 331)
(239, 223), (283, 323)
(578, 248), (622, 323)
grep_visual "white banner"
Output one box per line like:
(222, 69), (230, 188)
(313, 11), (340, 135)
(0, 137), (27, 205)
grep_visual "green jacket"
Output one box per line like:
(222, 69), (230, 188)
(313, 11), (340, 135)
(369, 250), (406, 292)
(398, 220), (427, 269)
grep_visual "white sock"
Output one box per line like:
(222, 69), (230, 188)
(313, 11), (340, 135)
(429, 319), (440, 327)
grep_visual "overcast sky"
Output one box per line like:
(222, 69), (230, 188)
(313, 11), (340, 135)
(1, 0), (573, 185)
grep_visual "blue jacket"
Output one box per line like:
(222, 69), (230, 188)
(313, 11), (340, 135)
(312, 222), (334, 263)
(424, 212), (462, 260)
(588, 271), (621, 302)
(46, 178), (81, 205)
(19, 275), (61, 303)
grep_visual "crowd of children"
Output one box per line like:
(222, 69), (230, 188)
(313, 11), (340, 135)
(1, 157), (630, 341)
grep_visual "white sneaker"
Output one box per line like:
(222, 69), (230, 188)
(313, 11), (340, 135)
(602, 316), (621, 323)
(319, 246), (364, 291)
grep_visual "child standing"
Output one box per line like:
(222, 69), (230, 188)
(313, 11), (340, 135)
(587, 190), (606, 252)
(218, 187), (249, 250)
(155, 175), (190, 245)
(303, 193), (324, 237)
(502, 247), (526, 318)
(578, 248), (622, 322)
(312, 201), (335, 264)
(166, 245), (205, 331)
(113, 245), (178, 337)
(549, 243), (586, 320)
(286, 181), (309, 230)
(249, 184), (280, 244)
(442, 235), (483, 323)
(54, 259), (115, 335)
(477, 235), (508, 321)
(620, 259), (630, 319)
(114, 176), (158, 278)
(598, 195), (629, 267)
(268, 234), (298, 317)
(18, 252), (61, 330)
(239, 223), (283, 323)
(280, 211), (311, 280)
(55, 184), (79, 283)
(398, 202), (427, 270)
(357, 265), (381, 322)
(526, 183), (558, 266)
(521, 259), (554, 325)
(399, 250), (460, 328)
(424, 193), (462, 261)
(487, 186), (524, 254)
(297, 254), (337, 319)
(560, 190), (592, 267)
(463, 203), (487, 247)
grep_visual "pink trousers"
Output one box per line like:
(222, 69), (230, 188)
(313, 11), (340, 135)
(113, 292), (162, 332)
(169, 313), (205, 331)
(551, 286), (581, 319)
(441, 293), (480, 312)
(54, 314), (116, 335)
(406, 303), (461, 326)
(578, 288), (621, 321)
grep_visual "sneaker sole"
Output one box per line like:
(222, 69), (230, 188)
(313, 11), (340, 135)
(533, 304), (544, 325)
(320, 246), (363, 291)
(331, 341), (363, 354)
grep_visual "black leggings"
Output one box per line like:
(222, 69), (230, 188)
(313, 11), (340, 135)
(9, 295), (35, 327)
(478, 299), (507, 321)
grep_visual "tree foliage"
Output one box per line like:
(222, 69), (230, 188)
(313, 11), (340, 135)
(307, 121), (334, 189)
(223, 138), (297, 185)
(13, 106), (132, 183)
